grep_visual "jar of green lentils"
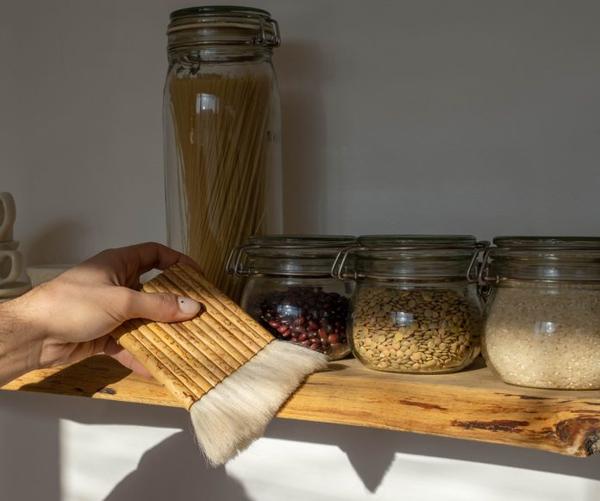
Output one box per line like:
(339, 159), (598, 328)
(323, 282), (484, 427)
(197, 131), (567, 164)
(333, 235), (488, 373)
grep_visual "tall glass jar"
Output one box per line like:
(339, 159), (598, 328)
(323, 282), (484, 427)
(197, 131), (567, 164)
(482, 237), (600, 389)
(164, 6), (282, 300)
(334, 235), (488, 373)
(228, 235), (356, 360)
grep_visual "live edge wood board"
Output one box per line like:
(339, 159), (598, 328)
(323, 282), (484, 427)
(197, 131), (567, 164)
(3, 355), (600, 457)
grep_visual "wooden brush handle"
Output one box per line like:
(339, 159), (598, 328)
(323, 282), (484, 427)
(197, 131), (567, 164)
(112, 264), (274, 409)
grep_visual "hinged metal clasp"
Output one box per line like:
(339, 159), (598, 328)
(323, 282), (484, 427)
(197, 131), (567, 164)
(331, 246), (362, 280)
(270, 19), (281, 47)
(477, 245), (499, 286)
(254, 18), (280, 47)
(466, 241), (490, 283)
(225, 244), (259, 276)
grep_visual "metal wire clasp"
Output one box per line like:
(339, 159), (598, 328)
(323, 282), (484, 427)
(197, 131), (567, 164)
(331, 246), (361, 280)
(225, 244), (258, 276)
(466, 241), (490, 283)
(255, 17), (280, 47)
(477, 245), (499, 286)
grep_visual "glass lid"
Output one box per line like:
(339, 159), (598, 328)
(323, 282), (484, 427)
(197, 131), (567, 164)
(228, 234), (356, 277)
(487, 236), (600, 283)
(168, 5), (280, 49)
(494, 236), (600, 250)
(358, 235), (478, 249)
(247, 235), (356, 248)
(335, 235), (486, 282)
(170, 6), (272, 19)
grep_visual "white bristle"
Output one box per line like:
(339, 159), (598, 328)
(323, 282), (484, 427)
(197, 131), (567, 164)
(190, 341), (328, 466)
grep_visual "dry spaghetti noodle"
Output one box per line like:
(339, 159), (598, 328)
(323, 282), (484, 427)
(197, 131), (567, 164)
(169, 73), (272, 299)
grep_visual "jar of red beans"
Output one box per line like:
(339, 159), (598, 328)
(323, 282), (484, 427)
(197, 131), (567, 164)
(227, 235), (356, 360)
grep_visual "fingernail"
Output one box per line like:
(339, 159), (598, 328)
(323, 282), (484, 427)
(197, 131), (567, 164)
(177, 296), (203, 316)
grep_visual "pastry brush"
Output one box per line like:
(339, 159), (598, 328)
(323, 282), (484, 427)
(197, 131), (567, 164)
(112, 263), (327, 465)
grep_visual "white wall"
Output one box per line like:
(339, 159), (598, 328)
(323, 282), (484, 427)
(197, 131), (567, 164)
(2, 1), (600, 500)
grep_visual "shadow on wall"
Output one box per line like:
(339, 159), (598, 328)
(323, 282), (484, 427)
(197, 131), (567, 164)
(3, 390), (600, 500)
(276, 41), (328, 234)
(26, 219), (86, 265)
(104, 432), (250, 501)
(265, 419), (600, 491)
(0, 394), (61, 501)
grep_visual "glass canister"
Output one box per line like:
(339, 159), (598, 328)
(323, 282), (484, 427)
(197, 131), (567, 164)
(334, 235), (487, 373)
(164, 6), (282, 300)
(482, 237), (600, 390)
(227, 235), (356, 360)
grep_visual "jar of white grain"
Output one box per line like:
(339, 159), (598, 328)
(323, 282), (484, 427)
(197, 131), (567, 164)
(482, 236), (600, 390)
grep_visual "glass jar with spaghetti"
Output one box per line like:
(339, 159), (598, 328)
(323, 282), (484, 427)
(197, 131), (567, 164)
(164, 6), (282, 300)
(228, 235), (356, 360)
(333, 236), (488, 374)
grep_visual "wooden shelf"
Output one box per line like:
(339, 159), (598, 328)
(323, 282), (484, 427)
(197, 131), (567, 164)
(3, 355), (600, 457)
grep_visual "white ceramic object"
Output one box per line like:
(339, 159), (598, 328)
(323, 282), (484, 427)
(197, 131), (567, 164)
(0, 192), (16, 242)
(0, 240), (19, 250)
(0, 249), (24, 286)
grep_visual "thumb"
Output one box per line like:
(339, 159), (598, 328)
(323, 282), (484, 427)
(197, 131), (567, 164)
(124, 289), (204, 323)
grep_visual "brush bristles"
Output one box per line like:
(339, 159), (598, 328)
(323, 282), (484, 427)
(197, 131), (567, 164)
(190, 341), (328, 466)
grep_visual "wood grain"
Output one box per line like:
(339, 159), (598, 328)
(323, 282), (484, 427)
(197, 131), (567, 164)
(3, 355), (600, 457)
(113, 264), (273, 409)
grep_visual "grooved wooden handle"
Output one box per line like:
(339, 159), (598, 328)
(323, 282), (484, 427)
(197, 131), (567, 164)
(112, 264), (273, 409)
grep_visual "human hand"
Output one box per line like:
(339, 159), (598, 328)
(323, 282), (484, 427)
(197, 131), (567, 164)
(0, 242), (203, 383)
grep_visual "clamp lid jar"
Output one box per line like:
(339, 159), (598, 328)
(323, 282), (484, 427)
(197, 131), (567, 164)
(228, 235), (356, 360)
(334, 235), (488, 374)
(164, 6), (283, 301)
(482, 236), (600, 389)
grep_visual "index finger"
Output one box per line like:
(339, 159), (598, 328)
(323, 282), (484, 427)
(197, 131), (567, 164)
(126, 242), (200, 276)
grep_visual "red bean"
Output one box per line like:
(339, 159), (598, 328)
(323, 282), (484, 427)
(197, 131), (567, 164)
(258, 286), (349, 356)
(328, 333), (339, 344)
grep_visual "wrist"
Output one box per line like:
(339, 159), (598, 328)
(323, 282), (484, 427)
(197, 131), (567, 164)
(0, 294), (45, 384)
